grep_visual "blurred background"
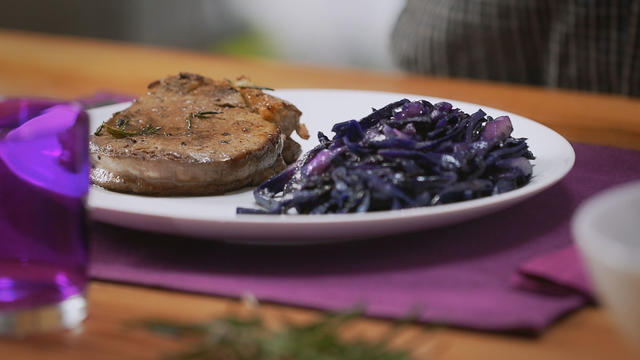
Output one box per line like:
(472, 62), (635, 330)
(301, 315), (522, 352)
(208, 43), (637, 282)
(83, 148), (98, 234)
(0, 0), (404, 71)
(1, 0), (637, 96)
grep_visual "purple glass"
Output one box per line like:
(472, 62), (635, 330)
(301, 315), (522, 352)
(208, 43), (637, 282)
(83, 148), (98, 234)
(0, 99), (89, 335)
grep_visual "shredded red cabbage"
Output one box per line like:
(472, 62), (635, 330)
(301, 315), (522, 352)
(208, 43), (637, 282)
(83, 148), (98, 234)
(237, 99), (534, 214)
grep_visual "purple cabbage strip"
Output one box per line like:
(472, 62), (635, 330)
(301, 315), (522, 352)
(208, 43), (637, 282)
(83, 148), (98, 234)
(237, 99), (534, 214)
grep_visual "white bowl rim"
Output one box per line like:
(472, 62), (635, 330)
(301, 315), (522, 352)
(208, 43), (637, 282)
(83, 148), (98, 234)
(572, 181), (640, 272)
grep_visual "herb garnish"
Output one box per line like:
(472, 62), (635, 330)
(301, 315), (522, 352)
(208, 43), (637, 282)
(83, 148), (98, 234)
(239, 85), (275, 91)
(224, 78), (275, 91)
(139, 124), (163, 135)
(116, 117), (129, 129)
(95, 122), (162, 138)
(136, 310), (419, 360)
(93, 123), (104, 136)
(186, 111), (221, 130)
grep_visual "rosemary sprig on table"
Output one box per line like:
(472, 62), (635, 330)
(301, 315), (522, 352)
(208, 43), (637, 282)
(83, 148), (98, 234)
(137, 311), (418, 360)
(186, 111), (222, 130)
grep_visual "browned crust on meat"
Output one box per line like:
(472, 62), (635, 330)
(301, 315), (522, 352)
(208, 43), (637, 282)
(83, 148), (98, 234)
(238, 87), (307, 139)
(90, 72), (303, 196)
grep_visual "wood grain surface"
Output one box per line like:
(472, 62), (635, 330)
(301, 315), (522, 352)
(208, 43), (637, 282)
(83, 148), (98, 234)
(0, 29), (639, 359)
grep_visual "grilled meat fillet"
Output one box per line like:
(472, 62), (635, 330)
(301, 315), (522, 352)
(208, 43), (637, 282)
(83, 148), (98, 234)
(90, 72), (307, 196)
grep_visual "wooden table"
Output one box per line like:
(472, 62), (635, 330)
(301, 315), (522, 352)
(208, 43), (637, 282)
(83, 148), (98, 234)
(0, 29), (639, 360)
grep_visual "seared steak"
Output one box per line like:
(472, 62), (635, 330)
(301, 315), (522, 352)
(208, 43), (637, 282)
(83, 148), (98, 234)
(90, 73), (307, 196)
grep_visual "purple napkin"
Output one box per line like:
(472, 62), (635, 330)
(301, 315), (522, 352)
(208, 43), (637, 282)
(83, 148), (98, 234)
(88, 143), (640, 334)
(512, 245), (594, 298)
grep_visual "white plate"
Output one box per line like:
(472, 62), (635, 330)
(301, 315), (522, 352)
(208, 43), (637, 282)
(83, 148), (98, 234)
(87, 89), (575, 244)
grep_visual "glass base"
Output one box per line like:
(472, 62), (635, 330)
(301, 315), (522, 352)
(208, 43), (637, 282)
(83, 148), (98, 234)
(0, 294), (86, 337)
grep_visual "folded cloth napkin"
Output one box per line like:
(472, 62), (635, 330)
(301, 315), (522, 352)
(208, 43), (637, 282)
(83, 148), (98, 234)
(512, 245), (594, 298)
(88, 143), (640, 334)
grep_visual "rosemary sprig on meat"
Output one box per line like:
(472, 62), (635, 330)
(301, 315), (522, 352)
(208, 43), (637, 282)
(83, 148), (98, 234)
(116, 117), (129, 129)
(238, 85), (275, 91)
(186, 111), (221, 130)
(93, 123), (104, 136)
(95, 122), (162, 138)
(138, 124), (163, 135)
(224, 78), (275, 91)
